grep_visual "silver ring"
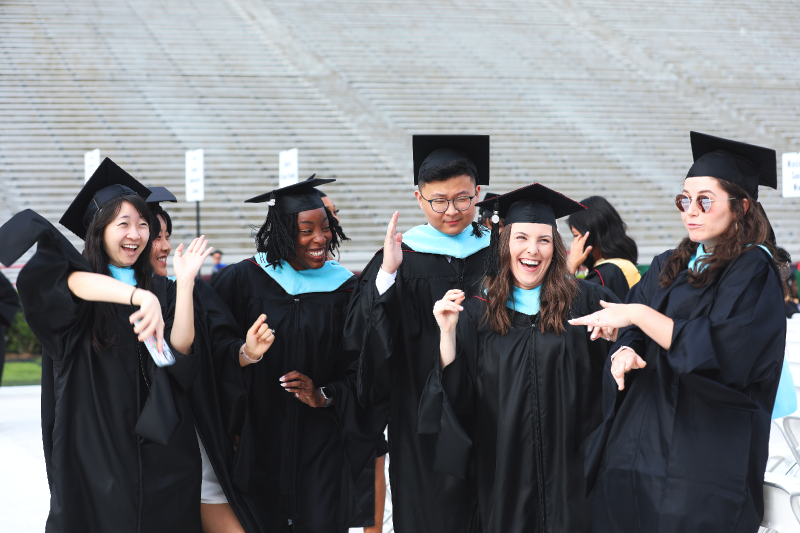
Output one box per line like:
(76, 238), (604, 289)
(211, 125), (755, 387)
(271, 328), (276, 335)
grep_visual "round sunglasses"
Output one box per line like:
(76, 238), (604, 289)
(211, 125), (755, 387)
(674, 194), (737, 213)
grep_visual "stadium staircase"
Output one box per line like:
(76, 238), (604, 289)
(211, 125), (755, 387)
(1, 0), (799, 284)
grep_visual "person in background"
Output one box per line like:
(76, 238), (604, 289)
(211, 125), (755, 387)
(0, 272), (19, 385)
(318, 189), (388, 533)
(567, 196), (640, 301)
(477, 191), (504, 231)
(574, 132), (789, 533)
(785, 270), (799, 318)
(210, 250), (227, 284)
(147, 187), (276, 533)
(420, 183), (618, 533)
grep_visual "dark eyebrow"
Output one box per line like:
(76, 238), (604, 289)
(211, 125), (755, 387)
(429, 190), (472, 198)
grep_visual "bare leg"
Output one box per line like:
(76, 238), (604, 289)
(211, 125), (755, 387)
(364, 454), (387, 533)
(201, 503), (245, 533)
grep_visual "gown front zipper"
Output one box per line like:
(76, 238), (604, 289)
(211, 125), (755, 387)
(529, 315), (547, 531)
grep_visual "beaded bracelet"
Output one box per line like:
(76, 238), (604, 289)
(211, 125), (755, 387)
(240, 344), (263, 364)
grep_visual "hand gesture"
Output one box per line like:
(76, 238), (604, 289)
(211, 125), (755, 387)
(610, 348), (646, 390)
(567, 231), (592, 274)
(381, 212), (403, 275)
(245, 314), (275, 359)
(568, 300), (632, 335)
(280, 371), (325, 408)
(173, 236), (213, 282)
(433, 289), (465, 333)
(129, 290), (166, 352)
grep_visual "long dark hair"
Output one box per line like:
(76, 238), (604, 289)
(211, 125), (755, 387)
(567, 196), (638, 269)
(483, 224), (577, 335)
(253, 206), (348, 267)
(660, 180), (789, 295)
(83, 194), (156, 351)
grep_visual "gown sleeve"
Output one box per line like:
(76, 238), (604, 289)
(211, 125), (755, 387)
(0, 210), (92, 359)
(159, 278), (200, 391)
(0, 274), (18, 328)
(612, 252), (670, 358)
(666, 249), (785, 391)
(343, 251), (401, 407)
(417, 301), (478, 480)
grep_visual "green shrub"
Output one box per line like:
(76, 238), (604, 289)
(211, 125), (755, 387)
(6, 307), (41, 355)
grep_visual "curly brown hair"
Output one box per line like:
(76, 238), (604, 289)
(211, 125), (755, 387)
(660, 179), (789, 295)
(483, 224), (577, 335)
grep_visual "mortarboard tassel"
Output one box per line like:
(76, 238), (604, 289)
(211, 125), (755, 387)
(485, 201), (501, 278)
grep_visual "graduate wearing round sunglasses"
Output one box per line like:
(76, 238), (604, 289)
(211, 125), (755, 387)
(418, 184), (619, 533)
(574, 132), (789, 533)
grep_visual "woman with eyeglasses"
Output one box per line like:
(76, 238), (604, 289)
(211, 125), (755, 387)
(572, 132), (789, 533)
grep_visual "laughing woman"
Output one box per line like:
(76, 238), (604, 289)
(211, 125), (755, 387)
(573, 133), (789, 533)
(0, 159), (212, 533)
(211, 176), (384, 533)
(419, 184), (619, 533)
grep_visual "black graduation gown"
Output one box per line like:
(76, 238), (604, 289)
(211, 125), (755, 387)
(0, 210), (202, 533)
(584, 262), (631, 302)
(344, 244), (487, 533)
(211, 259), (379, 533)
(417, 280), (617, 533)
(0, 272), (19, 384)
(585, 248), (786, 533)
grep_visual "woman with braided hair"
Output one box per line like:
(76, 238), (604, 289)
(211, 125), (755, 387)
(211, 176), (385, 533)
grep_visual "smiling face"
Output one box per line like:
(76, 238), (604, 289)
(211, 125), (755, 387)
(681, 176), (741, 251)
(508, 222), (554, 290)
(415, 174), (480, 235)
(149, 213), (171, 276)
(286, 207), (332, 271)
(103, 200), (150, 267)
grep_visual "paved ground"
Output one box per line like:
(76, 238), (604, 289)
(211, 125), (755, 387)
(0, 386), (50, 532)
(0, 385), (393, 532)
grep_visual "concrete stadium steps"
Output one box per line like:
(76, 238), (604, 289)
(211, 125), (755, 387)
(1, 0), (800, 285)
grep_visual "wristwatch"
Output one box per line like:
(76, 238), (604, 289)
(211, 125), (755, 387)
(318, 387), (332, 407)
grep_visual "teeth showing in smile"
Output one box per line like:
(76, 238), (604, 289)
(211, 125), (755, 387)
(122, 245), (138, 250)
(520, 259), (540, 267)
(308, 250), (324, 258)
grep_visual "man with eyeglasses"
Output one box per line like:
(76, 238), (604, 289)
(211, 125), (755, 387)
(345, 134), (490, 533)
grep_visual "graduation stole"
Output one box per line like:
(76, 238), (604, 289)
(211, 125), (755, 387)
(252, 253), (354, 295)
(401, 224), (489, 259)
(593, 258), (642, 288)
(688, 243), (771, 272)
(108, 264), (137, 286)
(484, 285), (542, 316)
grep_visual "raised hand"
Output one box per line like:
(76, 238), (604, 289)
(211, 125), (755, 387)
(244, 314), (275, 362)
(173, 236), (213, 282)
(280, 371), (325, 408)
(567, 231), (592, 274)
(129, 289), (166, 352)
(381, 211), (403, 275)
(433, 289), (465, 333)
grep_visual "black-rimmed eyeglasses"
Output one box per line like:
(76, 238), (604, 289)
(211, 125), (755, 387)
(419, 192), (477, 213)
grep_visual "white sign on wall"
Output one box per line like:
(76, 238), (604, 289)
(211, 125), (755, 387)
(783, 152), (800, 198)
(185, 149), (205, 202)
(84, 149), (101, 182)
(279, 148), (299, 188)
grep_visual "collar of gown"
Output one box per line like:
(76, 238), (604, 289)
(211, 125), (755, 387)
(401, 224), (489, 259)
(507, 284), (541, 316)
(253, 254), (353, 295)
(108, 264), (137, 286)
(688, 243), (771, 272)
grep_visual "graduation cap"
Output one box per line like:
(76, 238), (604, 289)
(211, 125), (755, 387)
(478, 192), (501, 217)
(687, 131), (777, 200)
(147, 186), (177, 236)
(245, 174), (335, 214)
(413, 134), (490, 185)
(60, 158), (151, 240)
(475, 183), (585, 277)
